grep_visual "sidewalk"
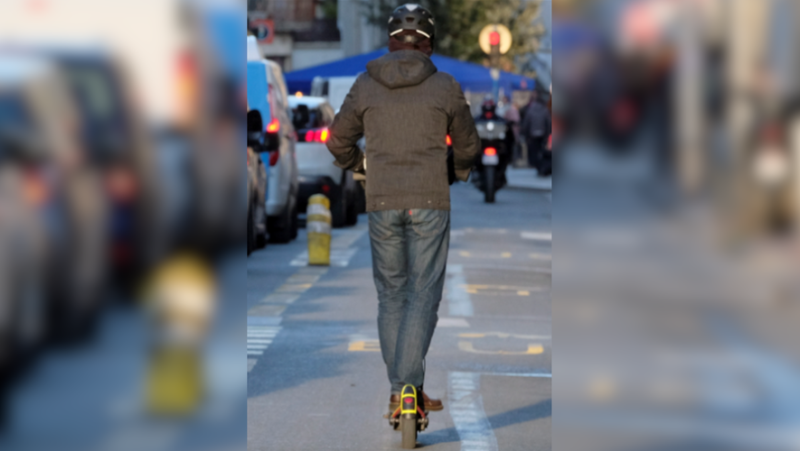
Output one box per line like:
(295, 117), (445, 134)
(507, 167), (552, 190)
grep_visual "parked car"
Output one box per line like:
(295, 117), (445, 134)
(41, 48), (167, 286)
(0, 54), (108, 355)
(289, 96), (359, 227)
(247, 56), (299, 243)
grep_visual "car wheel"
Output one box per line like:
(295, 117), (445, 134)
(345, 188), (358, 225)
(330, 182), (347, 228)
(290, 194), (299, 240)
(268, 196), (294, 244)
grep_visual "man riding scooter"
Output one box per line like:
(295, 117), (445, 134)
(325, 3), (480, 448)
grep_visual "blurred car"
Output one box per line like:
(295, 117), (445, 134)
(43, 48), (166, 285)
(289, 95), (359, 227)
(252, 58), (299, 243)
(0, 54), (108, 354)
(247, 107), (268, 255)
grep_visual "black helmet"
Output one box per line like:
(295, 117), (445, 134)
(388, 4), (435, 43)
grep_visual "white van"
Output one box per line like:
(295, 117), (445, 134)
(248, 37), (299, 243)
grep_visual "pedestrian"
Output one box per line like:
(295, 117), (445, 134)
(520, 90), (552, 173)
(326, 3), (480, 414)
(502, 95), (521, 164)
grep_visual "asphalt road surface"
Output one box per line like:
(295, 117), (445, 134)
(247, 182), (552, 451)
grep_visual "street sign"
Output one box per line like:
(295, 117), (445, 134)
(479, 24), (512, 55)
(249, 19), (274, 44)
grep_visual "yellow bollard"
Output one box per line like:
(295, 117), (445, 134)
(307, 194), (331, 265)
(140, 254), (216, 416)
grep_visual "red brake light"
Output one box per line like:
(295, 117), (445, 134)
(23, 170), (49, 206)
(266, 118), (280, 133)
(446, 135), (452, 146)
(484, 147), (497, 156)
(269, 150), (280, 166)
(303, 128), (330, 143)
(106, 168), (137, 201)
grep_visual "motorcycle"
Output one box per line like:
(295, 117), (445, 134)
(471, 118), (511, 203)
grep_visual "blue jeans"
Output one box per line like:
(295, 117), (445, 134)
(368, 209), (450, 394)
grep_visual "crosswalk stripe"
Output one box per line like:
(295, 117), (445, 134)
(246, 324), (282, 364)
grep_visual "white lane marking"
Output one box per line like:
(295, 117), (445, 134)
(521, 231), (552, 241)
(247, 325), (281, 361)
(438, 317), (470, 328)
(449, 372), (499, 451)
(484, 372), (552, 378)
(447, 264), (473, 317)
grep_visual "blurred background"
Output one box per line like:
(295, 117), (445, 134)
(0, 1), (244, 450)
(554, 0), (800, 450)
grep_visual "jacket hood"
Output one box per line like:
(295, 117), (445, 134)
(366, 50), (437, 89)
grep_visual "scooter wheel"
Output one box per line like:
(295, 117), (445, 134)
(401, 414), (417, 449)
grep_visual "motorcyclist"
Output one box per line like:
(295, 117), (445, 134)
(325, 3), (480, 414)
(474, 97), (514, 186)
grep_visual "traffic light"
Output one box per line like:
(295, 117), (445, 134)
(489, 31), (500, 47)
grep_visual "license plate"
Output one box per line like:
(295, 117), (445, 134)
(482, 154), (499, 165)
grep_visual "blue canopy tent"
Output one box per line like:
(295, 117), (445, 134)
(285, 48), (535, 95)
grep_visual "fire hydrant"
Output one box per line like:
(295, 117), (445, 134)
(306, 194), (331, 265)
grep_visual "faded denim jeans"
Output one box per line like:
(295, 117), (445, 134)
(368, 209), (450, 394)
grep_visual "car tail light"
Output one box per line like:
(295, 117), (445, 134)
(23, 169), (49, 207)
(484, 147), (497, 156)
(446, 135), (452, 146)
(611, 99), (636, 130)
(269, 150), (280, 166)
(300, 128), (329, 143)
(266, 118), (280, 133)
(106, 168), (138, 201)
(175, 50), (198, 126)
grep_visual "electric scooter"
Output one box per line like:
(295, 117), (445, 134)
(388, 384), (429, 449)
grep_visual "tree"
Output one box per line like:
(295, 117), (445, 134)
(360, 0), (546, 78)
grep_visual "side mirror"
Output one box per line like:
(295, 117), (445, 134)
(247, 110), (267, 153)
(264, 130), (280, 152)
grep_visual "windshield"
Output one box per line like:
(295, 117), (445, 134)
(0, 91), (35, 159)
(61, 60), (129, 159)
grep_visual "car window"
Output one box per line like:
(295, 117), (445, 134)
(291, 104), (328, 130)
(0, 91), (40, 160)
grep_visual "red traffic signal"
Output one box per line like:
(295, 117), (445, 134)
(489, 31), (500, 46)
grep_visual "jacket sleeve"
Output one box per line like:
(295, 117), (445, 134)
(326, 75), (366, 173)
(447, 79), (481, 182)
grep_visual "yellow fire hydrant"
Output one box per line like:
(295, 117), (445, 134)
(307, 194), (331, 265)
